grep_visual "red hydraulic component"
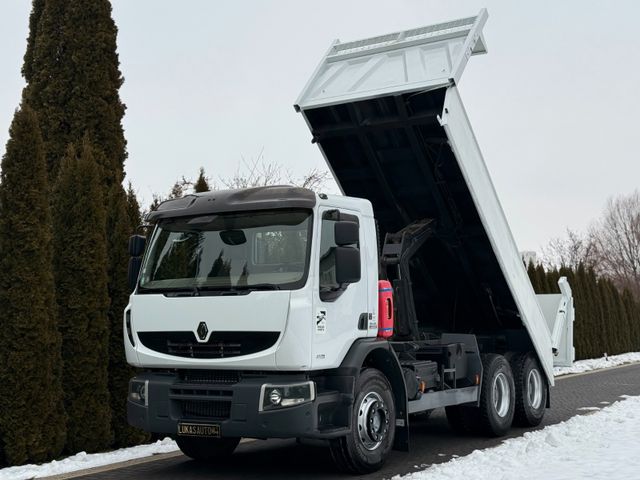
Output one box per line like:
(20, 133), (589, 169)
(377, 280), (394, 338)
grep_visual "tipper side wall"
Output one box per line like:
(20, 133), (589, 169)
(296, 11), (555, 382)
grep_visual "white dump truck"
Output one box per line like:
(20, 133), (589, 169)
(125, 10), (574, 474)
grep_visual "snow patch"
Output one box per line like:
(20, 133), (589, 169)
(0, 438), (179, 480)
(395, 395), (640, 480)
(554, 352), (640, 376)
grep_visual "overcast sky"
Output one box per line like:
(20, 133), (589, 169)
(1, 0), (639, 251)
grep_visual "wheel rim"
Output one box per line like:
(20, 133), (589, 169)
(357, 391), (389, 451)
(492, 372), (511, 418)
(527, 368), (543, 409)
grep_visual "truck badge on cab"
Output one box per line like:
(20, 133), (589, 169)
(197, 322), (208, 341)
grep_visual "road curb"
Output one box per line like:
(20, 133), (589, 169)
(555, 361), (640, 380)
(43, 451), (184, 480)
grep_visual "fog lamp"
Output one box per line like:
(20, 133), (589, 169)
(128, 379), (148, 406)
(260, 381), (315, 411)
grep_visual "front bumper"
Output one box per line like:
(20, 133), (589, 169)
(127, 371), (353, 439)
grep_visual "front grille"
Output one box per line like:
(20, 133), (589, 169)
(138, 331), (279, 359)
(182, 400), (231, 420)
(179, 370), (240, 385)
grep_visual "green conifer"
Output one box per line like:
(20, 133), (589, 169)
(534, 264), (549, 294)
(526, 260), (539, 292)
(125, 181), (142, 233)
(22, 0), (138, 447)
(0, 106), (67, 465)
(53, 140), (112, 453)
(23, 0), (126, 185)
(622, 290), (640, 352)
(106, 183), (148, 447)
(194, 167), (211, 193)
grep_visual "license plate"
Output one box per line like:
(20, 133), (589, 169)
(177, 422), (221, 438)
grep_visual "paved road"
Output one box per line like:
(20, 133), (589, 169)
(77, 364), (640, 480)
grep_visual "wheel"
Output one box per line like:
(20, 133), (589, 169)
(329, 368), (396, 474)
(446, 354), (515, 437)
(477, 354), (515, 436)
(510, 352), (547, 427)
(176, 436), (240, 462)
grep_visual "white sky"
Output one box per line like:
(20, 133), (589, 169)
(1, 0), (639, 252)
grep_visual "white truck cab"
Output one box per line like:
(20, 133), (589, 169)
(125, 190), (379, 372)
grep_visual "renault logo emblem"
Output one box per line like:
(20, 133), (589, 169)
(197, 322), (208, 341)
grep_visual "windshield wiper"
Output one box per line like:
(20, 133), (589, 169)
(195, 284), (281, 293)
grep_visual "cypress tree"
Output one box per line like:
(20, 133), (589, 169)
(534, 264), (549, 293)
(572, 264), (588, 359)
(609, 282), (630, 354)
(596, 278), (615, 356)
(106, 183), (148, 447)
(125, 181), (142, 233)
(23, 0), (126, 185)
(22, 0), (45, 84)
(194, 167), (211, 193)
(526, 260), (539, 292)
(53, 140), (112, 453)
(22, 0), (136, 447)
(548, 268), (563, 294)
(0, 106), (66, 465)
(622, 289), (640, 352)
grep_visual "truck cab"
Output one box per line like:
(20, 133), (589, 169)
(126, 188), (400, 460)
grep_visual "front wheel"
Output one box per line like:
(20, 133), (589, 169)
(329, 368), (396, 474)
(176, 436), (240, 462)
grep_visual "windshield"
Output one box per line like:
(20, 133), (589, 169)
(139, 209), (312, 293)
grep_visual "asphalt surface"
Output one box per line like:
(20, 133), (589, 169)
(76, 364), (640, 480)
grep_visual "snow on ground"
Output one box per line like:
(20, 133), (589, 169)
(0, 353), (639, 479)
(396, 395), (640, 480)
(554, 351), (640, 376)
(0, 438), (179, 480)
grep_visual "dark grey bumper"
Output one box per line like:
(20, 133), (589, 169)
(127, 371), (353, 440)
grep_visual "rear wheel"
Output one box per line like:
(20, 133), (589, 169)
(329, 368), (395, 474)
(446, 354), (515, 436)
(510, 352), (547, 427)
(176, 436), (240, 462)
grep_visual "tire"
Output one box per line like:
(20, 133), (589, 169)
(477, 354), (515, 436)
(329, 368), (396, 474)
(446, 354), (515, 437)
(509, 352), (547, 427)
(176, 436), (240, 462)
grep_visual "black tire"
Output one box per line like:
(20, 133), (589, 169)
(446, 354), (515, 437)
(176, 436), (240, 462)
(477, 354), (515, 436)
(329, 368), (396, 474)
(509, 352), (547, 427)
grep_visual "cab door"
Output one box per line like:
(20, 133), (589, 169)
(311, 207), (369, 369)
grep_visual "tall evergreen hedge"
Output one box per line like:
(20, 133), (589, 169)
(20, 0), (138, 448)
(0, 106), (67, 465)
(52, 140), (112, 453)
(528, 262), (640, 359)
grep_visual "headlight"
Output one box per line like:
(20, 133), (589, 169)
(129, 379), (148, 406)
(259, 381), (315, 411)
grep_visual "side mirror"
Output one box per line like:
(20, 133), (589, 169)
(129, 235), (146, 257)
(334, 221), (359, 246)
(334, 246), (361, 284)
(128, 257), (142, 292)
